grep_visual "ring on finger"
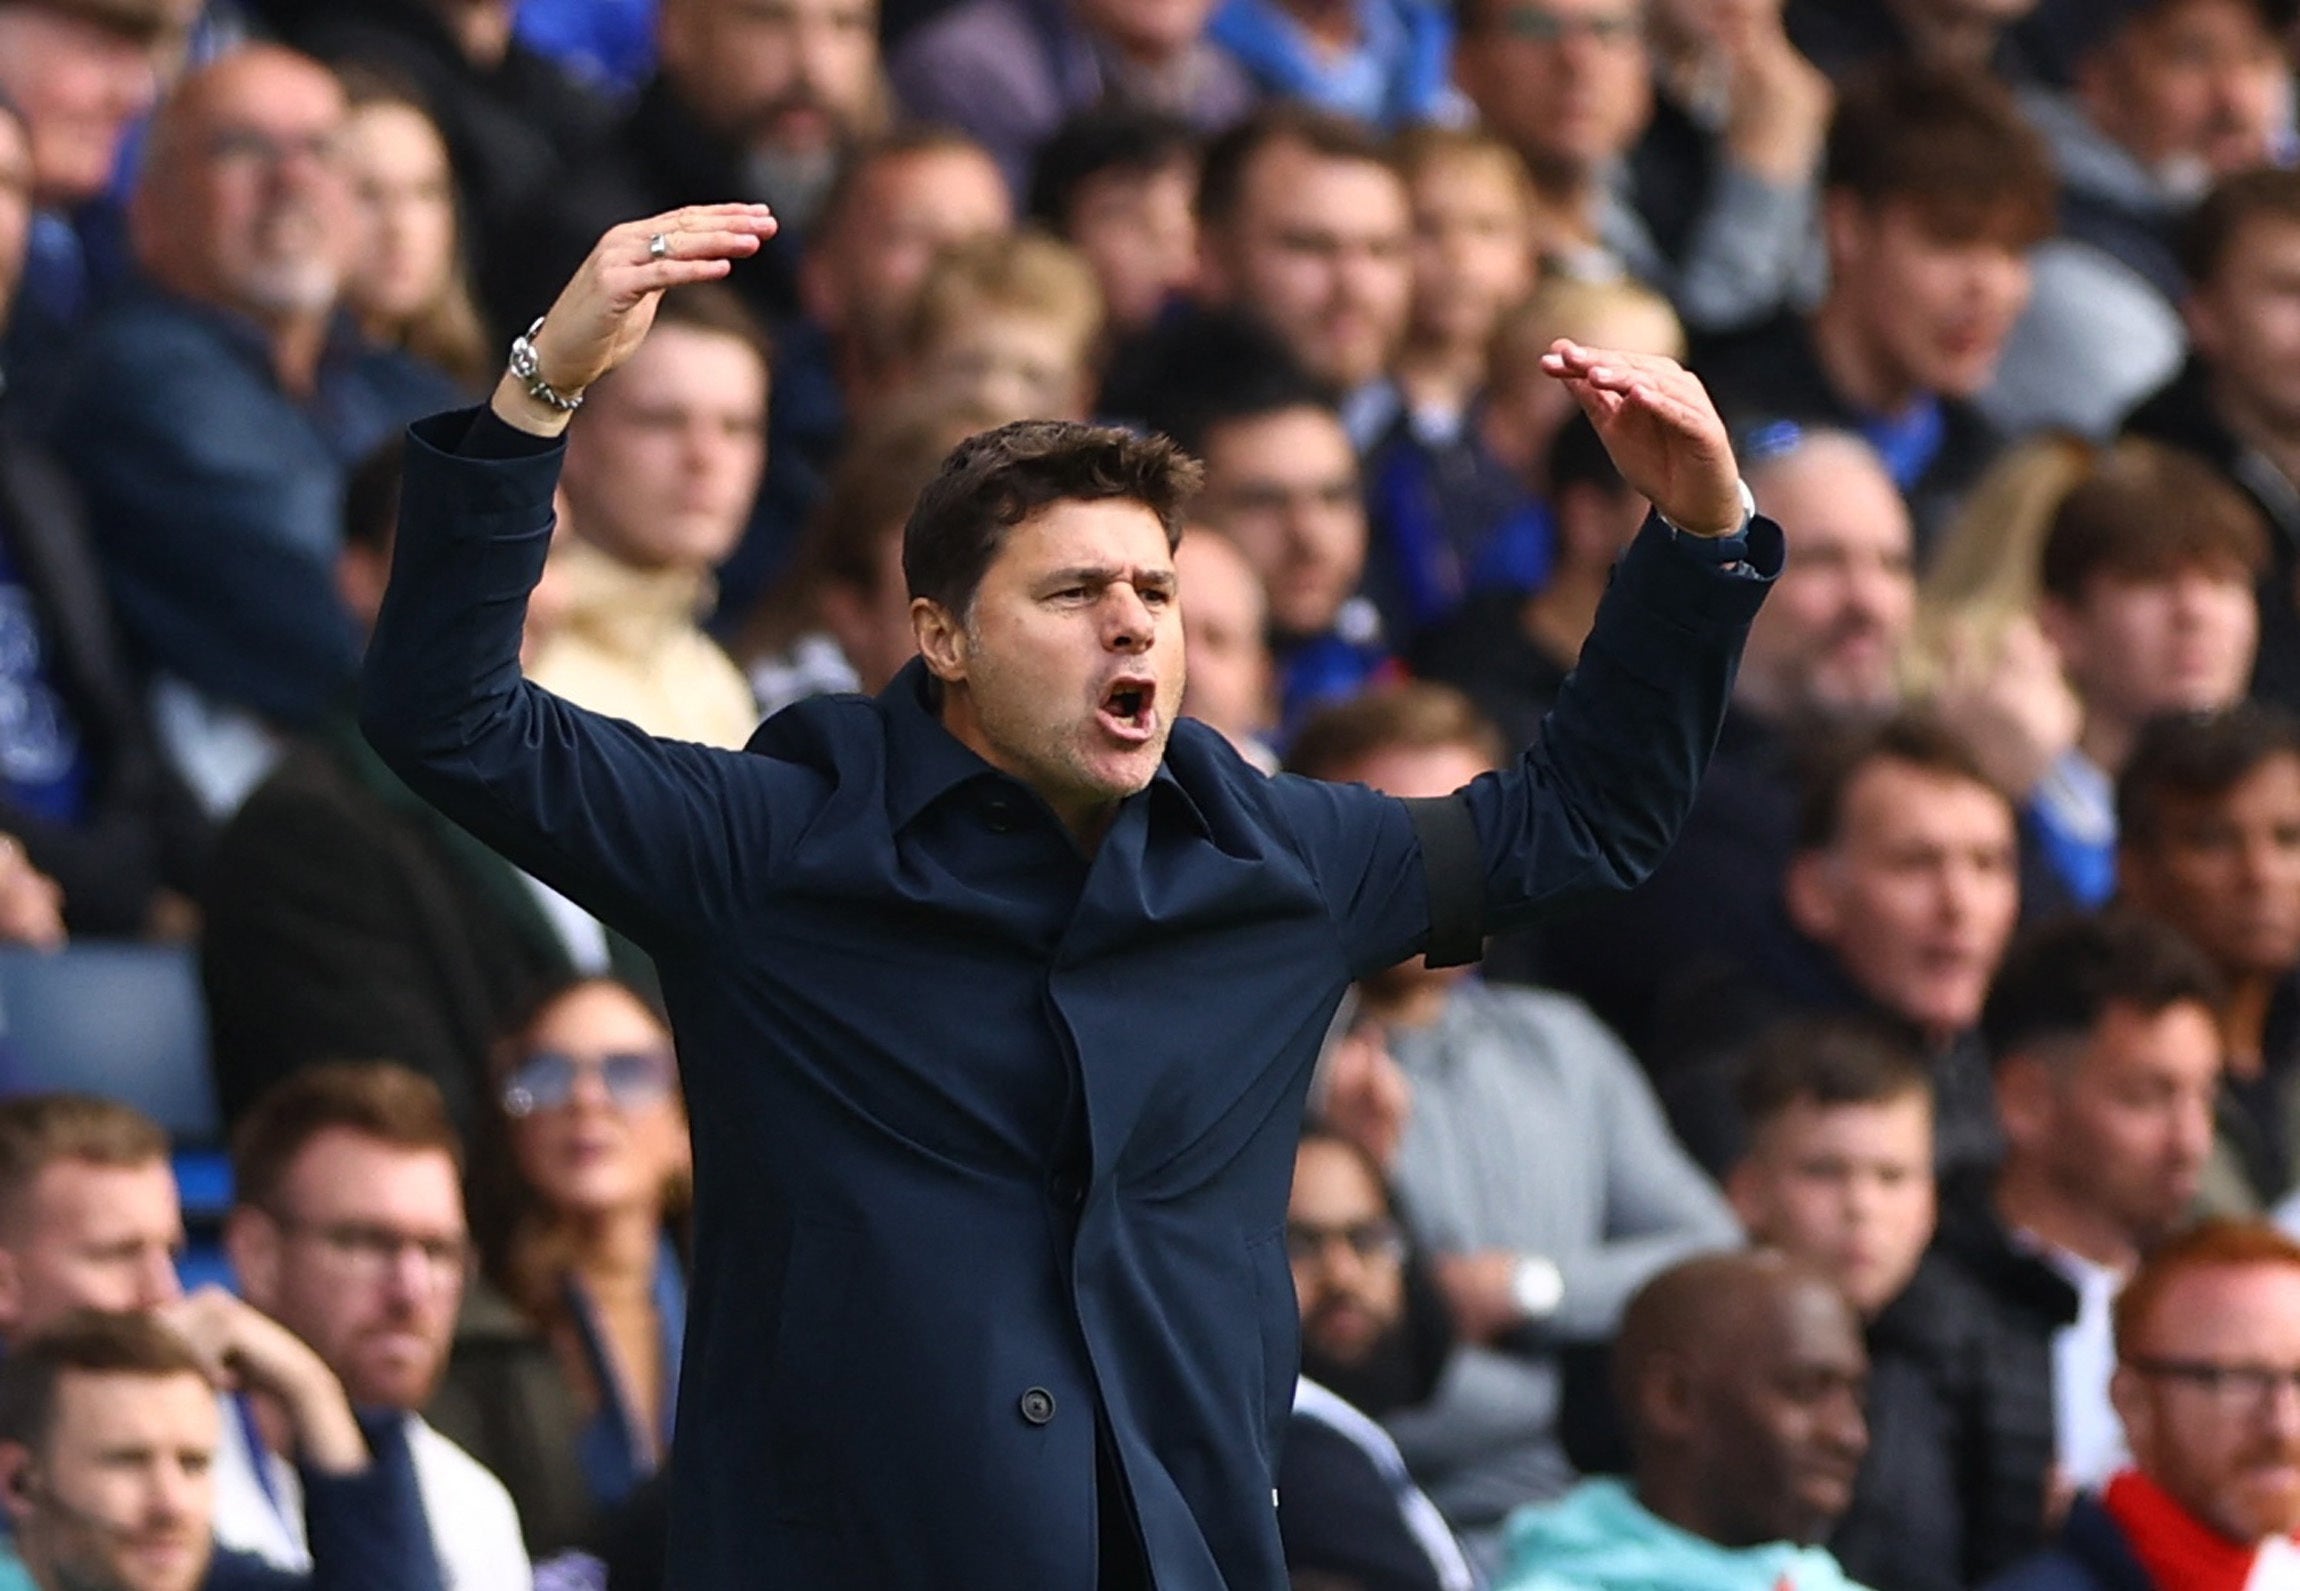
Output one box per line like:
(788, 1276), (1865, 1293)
(648, 231), (672, 262)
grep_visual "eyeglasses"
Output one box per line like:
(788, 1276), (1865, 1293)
(2127, 1357), (2300, 1414)
(501, 1047), (677, 1118)
(1285, 1218), (1407, 1267)
(275, 1218), (471, 1285)
(1491, 7), (1642, 45)
(204, 126), (343, 170)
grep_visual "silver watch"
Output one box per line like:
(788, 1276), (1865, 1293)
(507, 317), (583, 413)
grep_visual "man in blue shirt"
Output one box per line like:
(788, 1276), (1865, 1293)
(361, 201), (1778, 1590)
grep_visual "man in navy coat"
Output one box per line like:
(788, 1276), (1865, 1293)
(359, 203), (1781, 1590)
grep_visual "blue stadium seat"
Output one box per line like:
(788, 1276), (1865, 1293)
(0, 944), (221, 1144)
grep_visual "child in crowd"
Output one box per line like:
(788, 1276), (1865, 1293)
(899, 231), (1106, 424)
(1391, 126), (1538, 437)
(1028, 108), (1203, 341)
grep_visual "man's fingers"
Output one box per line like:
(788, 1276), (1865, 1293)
(637, 226), (770, 264)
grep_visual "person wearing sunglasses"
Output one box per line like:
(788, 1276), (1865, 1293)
(429, 975), (689, 1563)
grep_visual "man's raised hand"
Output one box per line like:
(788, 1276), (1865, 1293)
(493, 204), (779, 435)
(1541, 339), (1745, 539)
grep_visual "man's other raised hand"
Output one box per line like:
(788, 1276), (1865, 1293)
(1541, 339), (1745, 539)
(491, 205), (779, 436)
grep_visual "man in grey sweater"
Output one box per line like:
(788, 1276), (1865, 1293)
(1289, 683), (1741, 1567)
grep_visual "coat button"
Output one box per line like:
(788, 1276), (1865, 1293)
(982, 798), (1018, 833)
(1048, 1172), (1084, 1208)
(1019, 1387), (1057, 1425)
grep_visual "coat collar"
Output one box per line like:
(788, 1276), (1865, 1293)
(875, 657), (1211, 840)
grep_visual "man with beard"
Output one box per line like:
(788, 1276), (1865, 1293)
(0, 1310), (442, 1591)
(1286, 683), (1740, 1559)
(213, 1064), (529, 1587)
(1985, 1220), (2300, 1591)
(40, 45), (458, 816)
(1492, 1252), (1872, 1591)
(1283, 1127), (1477, 1591)
(1947, 914), (2225, 1496)
(1516, 425), (1917, 1064)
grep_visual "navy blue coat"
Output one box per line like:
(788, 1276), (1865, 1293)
(360, 409), (1777, 1590)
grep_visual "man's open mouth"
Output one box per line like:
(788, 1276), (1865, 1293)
(1097, 679), (1158, 743)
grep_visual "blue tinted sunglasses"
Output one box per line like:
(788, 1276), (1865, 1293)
(502, 1047), (676, 1117)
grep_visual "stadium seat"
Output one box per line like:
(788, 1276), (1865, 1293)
(0, 944), (221, 1144)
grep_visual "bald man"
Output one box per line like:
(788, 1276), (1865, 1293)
(44, 44), (457, 813)
(1495, 1252), (1874, 1591)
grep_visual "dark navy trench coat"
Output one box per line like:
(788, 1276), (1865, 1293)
(361, 409), (1779, 1589)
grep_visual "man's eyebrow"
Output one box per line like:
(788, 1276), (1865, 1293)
(1042, 565), (1175, 587)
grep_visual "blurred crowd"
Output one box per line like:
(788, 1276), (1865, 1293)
(4, 0), (2300, 1585)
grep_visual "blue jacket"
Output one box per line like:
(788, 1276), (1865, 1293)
(360, 407), (1777, 1589)
(42, 286), (458, 726)
(1983, 1496), (2155, 1591)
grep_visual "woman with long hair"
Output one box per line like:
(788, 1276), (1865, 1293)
(431, 973), (690, 1557)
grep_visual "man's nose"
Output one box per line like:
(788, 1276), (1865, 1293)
(1104, 586), (1155, 649)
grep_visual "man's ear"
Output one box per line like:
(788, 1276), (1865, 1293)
(1636, 1352), (1700, 1444)
(0, 1442), (36, 1527)
(1783, 850), (1840, 944)
(222, 1208), (281, 1312)
(912, 597), (968, 684)
(1820, 191), (1871, 276)
(0, 1246), (26, 1340)
(1724, 1158), (1768, 1238)
(1994, 1050), (2057, 1154)
(2034, 594), (2084, 683)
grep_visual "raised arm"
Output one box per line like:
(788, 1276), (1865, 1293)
(1290, 341), (1779, 979)
(359, 208), (811, 950)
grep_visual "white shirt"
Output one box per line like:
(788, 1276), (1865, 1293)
(2039, 1242), (2130, 1489)
(213, 1398), (534, 1591)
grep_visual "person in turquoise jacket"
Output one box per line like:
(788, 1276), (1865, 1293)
(1496, 1251), (1874, 1591)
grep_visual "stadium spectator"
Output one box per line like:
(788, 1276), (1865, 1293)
(42, 46), (459, 817)
(1411, 412), (1651, 750)
(1983, 0), (2287, 439)
(1289, 684), (1740, 1558)
(1025, 107), (1201, 340)
(0, 94), (207, 942)
(335, 74), (492, 391)
(200, 438), (628, 1142)
(1968, 914), (2225, 1494)
(747, 129), (1013, 619)
(1732, 1016), (2061, 1591)
(530, 284), (765, 748)
(2117, 705), (2300, 1213)
(1191, 104), (1413, 446)
(217, 1064), (529, 1585)
(895, 230), (1104, 424)
(1657, 715), (2022, 1178)
(1526, 425), (1916, 1061)
(0, 0), (176, 394)
(1171, 528), (1277, 768)
(0, 1309), (444, 1591)
(2124, 170), (2300, 715)
(1206, 0), (1457, 124)
(738, 397), (997, 714)
(1456, 0), (1828, 331)
(1282, 1126), (1478, 1591)
(498, 0), (885, 328)
(1163, 332), (1391, 737)
(1787, 0), (2042, 78)
(1491, 1252), (1870, 1591)
(267, 0), (614, 319)
(1695, 64), (2053, 550)
(2026, 443), (2266, 906)
(1356, 126), (1540, 646)
(888, 0), (1251, 192)
(1985, 1221), (2300, 1591)
(431, 975), (690, 1559)
(0, 1095), (181, 1342)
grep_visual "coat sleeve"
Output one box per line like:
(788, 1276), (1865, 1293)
(359, 410), (815, 951)
(1283, 516), (1777, 978)
(295, 1413), (445, 1591)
